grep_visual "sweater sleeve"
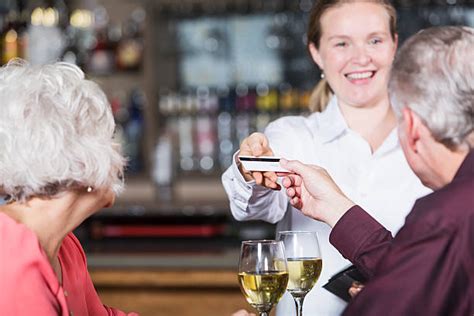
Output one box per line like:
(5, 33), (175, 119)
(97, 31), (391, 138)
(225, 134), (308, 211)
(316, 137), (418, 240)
(329, 205), (394, 279)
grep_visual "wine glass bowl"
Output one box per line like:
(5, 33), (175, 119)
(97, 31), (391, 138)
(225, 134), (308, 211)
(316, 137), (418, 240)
(287, 257), (322, 298)
(238, 240), (289, 316)
(277, 231), (322, 316)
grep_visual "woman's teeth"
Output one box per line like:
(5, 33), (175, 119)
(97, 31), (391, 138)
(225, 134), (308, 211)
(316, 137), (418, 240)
(346, 71), (374, 80)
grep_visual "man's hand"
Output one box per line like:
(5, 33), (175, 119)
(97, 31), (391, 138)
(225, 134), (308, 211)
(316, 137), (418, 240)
(279, 159), (355, 227)
(348, 282), (365, 298)
(238, 132), (280, 190)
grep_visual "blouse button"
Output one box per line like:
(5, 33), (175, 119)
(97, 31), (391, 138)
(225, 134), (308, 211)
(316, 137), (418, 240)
(64, 291), (68, 297)
(69, 312), (73, 316)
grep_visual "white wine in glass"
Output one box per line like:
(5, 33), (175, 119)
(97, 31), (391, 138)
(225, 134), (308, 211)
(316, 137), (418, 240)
(238, 240), (289, 316)
(277, 231), (322, 316)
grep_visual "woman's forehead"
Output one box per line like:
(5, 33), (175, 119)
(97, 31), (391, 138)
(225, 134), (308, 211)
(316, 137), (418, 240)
(320, 2), (391, 38)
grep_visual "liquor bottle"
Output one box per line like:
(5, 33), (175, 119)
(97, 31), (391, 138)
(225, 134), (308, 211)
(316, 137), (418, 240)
(124, 89), (145, 173)
(178, 88), (196, 172)
(195, 86), (217, 173)
(255, 83), (272, 132)
(235, 83), (256, 113)
(110, 90), (128, 156)
(298, 86), (312, 115)
(234, 84), (256, 148)
(157, 87), (180, 181)
(1, 9), (25, 64)
(157, 87), (173, 117)
(87, 7), (115, 74)
(88, 26), (115, 74)
(62, 8), (94, 67)
(0, 12), (6, 63)
(27, 1), (67, 65)
(116, 8), (145, 71)
(279, 82), (298, 114)
(217, 85), (235, 170)
(153, 132), (174, 201)
(267, 85), (279, 123)
(61, 25), (79, 65)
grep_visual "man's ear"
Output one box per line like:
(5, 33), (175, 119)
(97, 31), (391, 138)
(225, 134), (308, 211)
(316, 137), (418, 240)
(401, 107), (420, 152)
(309, 43), (324, 70)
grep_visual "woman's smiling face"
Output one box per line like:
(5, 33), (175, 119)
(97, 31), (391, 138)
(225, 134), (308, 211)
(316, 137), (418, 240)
(310, 2), (398, 109)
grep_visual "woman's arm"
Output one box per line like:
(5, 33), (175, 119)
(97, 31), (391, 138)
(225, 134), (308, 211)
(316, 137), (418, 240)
(222, 117), (310, 224)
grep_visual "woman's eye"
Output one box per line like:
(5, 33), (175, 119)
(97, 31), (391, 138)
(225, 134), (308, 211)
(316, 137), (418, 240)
(335, 42), (347, 47)
(370, 38), (382, 45)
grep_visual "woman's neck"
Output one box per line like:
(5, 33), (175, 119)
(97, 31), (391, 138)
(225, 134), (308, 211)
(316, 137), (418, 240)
(0, 192), (87, 264)
(339, 97), (397, 153)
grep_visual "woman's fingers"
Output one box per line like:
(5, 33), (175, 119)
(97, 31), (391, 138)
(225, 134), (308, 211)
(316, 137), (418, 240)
(245, 133), (272, 156)
(263, 177), (280, 190)
(251, 171), (281, 190)
(262, 171), (280, 190)
(263, 171), (278, 183)
(253, 172), (263, 185)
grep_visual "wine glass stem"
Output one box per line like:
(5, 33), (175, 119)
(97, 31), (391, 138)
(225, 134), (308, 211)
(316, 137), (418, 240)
(294, 297), (304, 316)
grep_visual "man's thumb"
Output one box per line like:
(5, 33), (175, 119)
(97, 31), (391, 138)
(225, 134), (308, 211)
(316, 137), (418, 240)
(280, 159), (310, 176)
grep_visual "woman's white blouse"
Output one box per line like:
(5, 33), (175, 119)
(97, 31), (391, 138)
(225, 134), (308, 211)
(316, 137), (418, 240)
(221, 97), (431, 316)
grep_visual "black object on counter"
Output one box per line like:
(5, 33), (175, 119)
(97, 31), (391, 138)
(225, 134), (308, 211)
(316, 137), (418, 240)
(323, 265), (367, 302)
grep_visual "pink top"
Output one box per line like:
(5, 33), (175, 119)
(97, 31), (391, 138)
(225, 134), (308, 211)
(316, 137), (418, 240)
(0, 212), (138, 315)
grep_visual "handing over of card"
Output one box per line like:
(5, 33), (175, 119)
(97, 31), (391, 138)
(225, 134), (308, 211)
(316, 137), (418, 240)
(238, 156), (290, 173)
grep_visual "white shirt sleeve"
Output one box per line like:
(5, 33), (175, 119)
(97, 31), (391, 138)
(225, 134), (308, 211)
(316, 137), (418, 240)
(221, 115), (311, 224)
(221, 151), (288, 224)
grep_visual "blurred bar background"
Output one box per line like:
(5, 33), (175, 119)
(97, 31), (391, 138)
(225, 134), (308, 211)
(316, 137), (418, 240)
(1, 0), (472, 314)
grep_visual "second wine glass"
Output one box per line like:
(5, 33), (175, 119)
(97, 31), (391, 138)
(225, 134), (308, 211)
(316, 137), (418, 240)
(277, 231), (322, 316)
(238, 240), (289, 316)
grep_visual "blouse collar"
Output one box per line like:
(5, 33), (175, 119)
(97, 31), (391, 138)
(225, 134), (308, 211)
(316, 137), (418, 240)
(317, 96), (348, 144)
(316, 96), (400, 155)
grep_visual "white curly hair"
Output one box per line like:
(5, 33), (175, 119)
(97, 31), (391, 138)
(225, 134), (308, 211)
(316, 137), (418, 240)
(0, 59), (125, 201)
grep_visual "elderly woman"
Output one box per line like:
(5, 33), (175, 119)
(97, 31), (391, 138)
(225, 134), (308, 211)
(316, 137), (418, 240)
(0, 59), (136, 315)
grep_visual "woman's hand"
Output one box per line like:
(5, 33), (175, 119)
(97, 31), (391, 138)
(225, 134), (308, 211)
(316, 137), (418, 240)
(231, 309), (256, 316)
(238, 132), (280, 190)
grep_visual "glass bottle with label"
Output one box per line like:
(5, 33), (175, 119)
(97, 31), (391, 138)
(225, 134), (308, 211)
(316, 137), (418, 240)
(1, 8), (27, 64)
(116, 8), (145, 71)
(217, 85), (235, 170)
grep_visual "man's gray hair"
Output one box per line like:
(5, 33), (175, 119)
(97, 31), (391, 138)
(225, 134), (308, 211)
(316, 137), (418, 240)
(0, 59), (125, 201)
(389, 26), (474, 148)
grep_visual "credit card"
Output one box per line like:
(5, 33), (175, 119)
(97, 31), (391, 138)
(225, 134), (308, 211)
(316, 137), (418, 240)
(238, 156), (289, 173)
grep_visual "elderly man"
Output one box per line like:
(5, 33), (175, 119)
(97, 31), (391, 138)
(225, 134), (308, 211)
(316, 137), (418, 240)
(280, 26), (474, 316)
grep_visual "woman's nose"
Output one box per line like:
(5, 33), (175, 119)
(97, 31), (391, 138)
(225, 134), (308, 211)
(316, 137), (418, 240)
(351, 45), (372, 65)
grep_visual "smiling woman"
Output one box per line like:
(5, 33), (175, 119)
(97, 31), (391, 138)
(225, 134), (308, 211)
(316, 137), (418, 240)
(221, 1), (431, 316)
(308, 1), (399, 148)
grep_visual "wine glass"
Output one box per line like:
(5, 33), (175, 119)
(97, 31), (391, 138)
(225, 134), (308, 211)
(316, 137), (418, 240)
(277, 231), (322, 316)
(238, 240), (289, 316)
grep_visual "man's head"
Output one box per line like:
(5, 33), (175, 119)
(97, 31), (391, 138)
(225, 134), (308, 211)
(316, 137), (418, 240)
(389, 26), (474, 188)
